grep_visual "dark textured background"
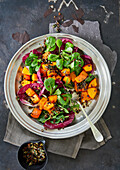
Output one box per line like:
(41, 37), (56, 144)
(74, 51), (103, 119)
(0, 0), (120, 169)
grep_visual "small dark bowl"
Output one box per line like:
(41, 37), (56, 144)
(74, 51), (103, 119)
(18, 139), (48, 170)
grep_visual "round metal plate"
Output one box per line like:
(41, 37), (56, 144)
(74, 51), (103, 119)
(4, 33), (111, 139)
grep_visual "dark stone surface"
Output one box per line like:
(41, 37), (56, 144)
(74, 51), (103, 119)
(0, 0), (120, 169)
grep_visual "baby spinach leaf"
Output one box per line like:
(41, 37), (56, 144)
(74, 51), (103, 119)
(25, 57), (33, 66)
(77, 56), (84, 67)
(56, 39), (62, 53)
(65, 42), (74, 53)
(59, 88), (66, 93)
(45, 36), (56, 52)
(45, 36), (56, 47)
(44, 78), (57, 95)
(48, 54), (59, 61)
(65, 83), (74, 89)
(58, 104), (69, 113)
(56, 59), (63, 70)
(25, 52), (39, 66)
(29, 66), (35, 75)
(62, 93), (72, 99)
(54, 89), (61, 95)
(38, 112), (50, 123)
(71, 52), (80, 61)
(57, 94), (71, 106)
(69, 60), (81, 76)
(52, 85), (58, 94)
(75, 67), (81, 76)
(44, 78), (55, 91)
(35, 65), (41, 72)
(49, 45), (56, 52)
(29, 52), (39, 59)
(63, 59), (71, 68)
(31, 59), (38, 67)
(69, 61), (75, 72)
(57, 95), (68, 106)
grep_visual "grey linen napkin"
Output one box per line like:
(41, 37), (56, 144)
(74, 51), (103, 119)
(4, 20), (117, 158)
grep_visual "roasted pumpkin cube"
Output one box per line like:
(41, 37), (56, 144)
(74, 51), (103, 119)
(51, 62), (56, 66)
(25, 88), (35, 97)
(43, 102), (54, 111)
(75, 70), (88, 83)
(83, 64), (92, 72)
(48, 76), (56, 80)
(74, 82), (79, 92)
(63, 76), (71, 84)
(32, 81), (37, 83)
(31, 108), (42, 118)
(61, 68), (70, 76)
(56, 75), (62, 80)
(70, 72), (76, 82)
(47, 107), (55, 114)
(30, 94), (40, 103)
(32, 73), (38, 81)
(22, 67), (31, 75)
(40, 68), (47, 77)
(80, 91), (91, 103)
(38, 97), (47, 110)
(47, 70), (56, 77)
(48, 95), (57, 103)
(42, 52), (51, 60)
(21, 80), (31, 86)
(74, 82), (87, 92)
(88, 78), (97, 88)
(42, 64), (49, 71)
(87, 88), (97, 99)
(23, 74), (31, 80)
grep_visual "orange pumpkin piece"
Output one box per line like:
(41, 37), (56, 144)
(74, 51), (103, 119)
(32, 81), (37, 83)
(48, 95), (57, 103)
(88, 78), (97, 88)
(87, 88), (97, 99)
(31, 108), (42, 118)
(74, 81), (79, 92)
(56, 75), (62, 80)
(47, 70), (57, 77)
(32, 73), (38, 81)
(75, 70), (88, 83)
(38, 97), (47, 110)
(74, 82), (87, 92)
(42, 52), (51, 60)
(23, 74), (31, 80)
(61, 68), (70, 76)
(48, 76), (56, 80)
(21, 80), (31, 86)
(83, 64), (92, 72)
(40, 68), (47, 77)
(47, 107), (55, 114)
(30, 94), (40, 103)
(42, 64), (49, 71)
(26, 88), (35, 97)
(51, 62), (56, 66)
(70, 72), (76, 82)
(22, 67), (31, 75)
(80, 91), (91, 103)
(63, 76), (71, 84)
(43, 102), (54, 111)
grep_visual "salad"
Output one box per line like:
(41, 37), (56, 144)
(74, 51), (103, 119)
(16, 36), (99, 129)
